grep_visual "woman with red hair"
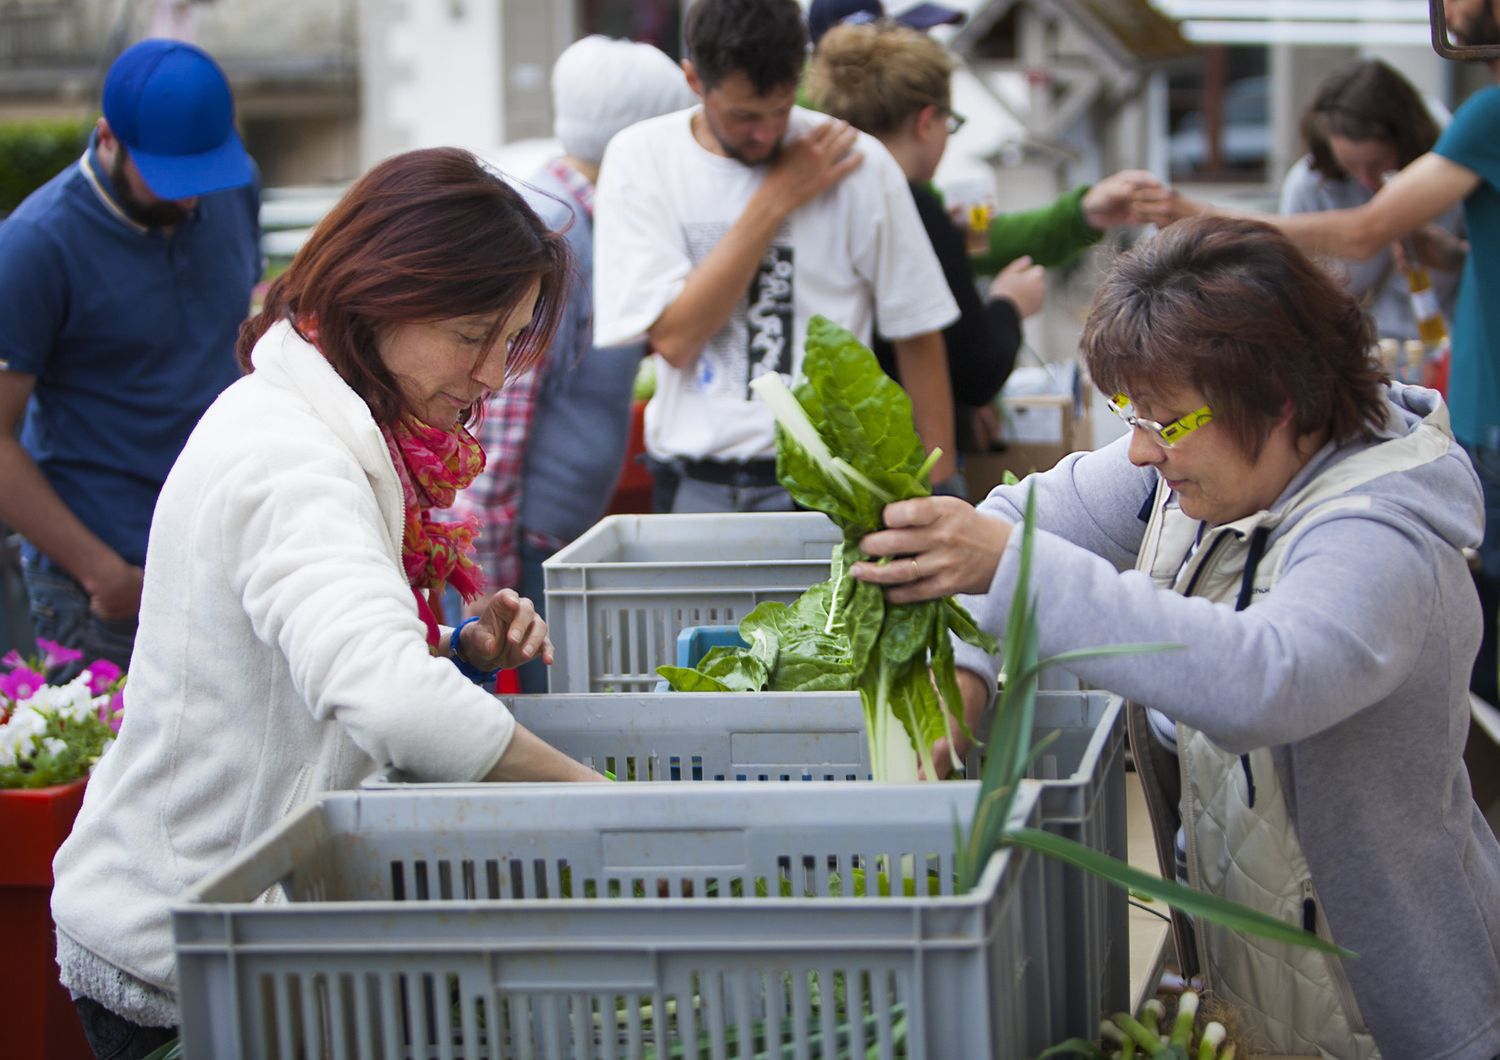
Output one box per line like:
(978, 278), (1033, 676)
(51, 148), (602, 1057)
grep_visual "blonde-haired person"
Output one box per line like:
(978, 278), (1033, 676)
(805, 21), (1154, 450)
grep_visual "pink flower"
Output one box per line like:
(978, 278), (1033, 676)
(84, 659), (123, 695)
(0, 665), (47, 703)
(106, 691), (125, 732)
(36, 638), (84, 669)
(1, 650), (25, 671)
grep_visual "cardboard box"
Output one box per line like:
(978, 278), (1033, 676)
(964, 392), (1091, 504)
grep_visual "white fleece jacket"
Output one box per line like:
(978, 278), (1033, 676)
(51, 320), (516, 1013)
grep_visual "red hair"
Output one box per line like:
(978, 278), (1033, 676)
(238, 147), (571, 425)
(1083, 216), (1386, 457)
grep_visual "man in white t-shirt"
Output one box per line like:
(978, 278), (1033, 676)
(593, 0), (960, 512)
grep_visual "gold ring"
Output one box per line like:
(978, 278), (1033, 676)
(910, 557), (920, 579)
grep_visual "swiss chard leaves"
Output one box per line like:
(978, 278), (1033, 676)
(657, 316), (997, 779)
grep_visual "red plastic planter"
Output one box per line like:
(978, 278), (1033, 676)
(0, 778), (93, 1059)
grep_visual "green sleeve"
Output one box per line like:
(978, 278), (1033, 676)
(970, 184), (1103, 274)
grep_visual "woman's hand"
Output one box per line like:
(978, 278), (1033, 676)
(849, 496), (1014, 604)
(459, 588), (554, 672)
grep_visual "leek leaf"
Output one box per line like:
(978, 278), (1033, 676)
(1004, 827), (1354, 958)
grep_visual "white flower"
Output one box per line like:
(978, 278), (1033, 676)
(42, 737), (66, 757)
(10, 704), (47, 740)
(0, 705), (46, 764)
(57, 675), (96, 722)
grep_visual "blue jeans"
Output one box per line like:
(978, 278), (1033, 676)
(21, 554), (137, 674)
(73, 995), (175, 1060)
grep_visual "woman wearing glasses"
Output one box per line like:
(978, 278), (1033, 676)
(851, 215), (1500, 1058)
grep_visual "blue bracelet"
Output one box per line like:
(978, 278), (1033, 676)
(450, 617), (501, 685)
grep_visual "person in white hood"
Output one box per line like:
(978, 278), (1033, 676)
(853, 216), (1500, 1058)
(51, 147), (603, 1056)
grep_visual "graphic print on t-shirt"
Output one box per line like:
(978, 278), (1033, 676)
(682, 220), (795, 399)
(746, 244), (794, 389)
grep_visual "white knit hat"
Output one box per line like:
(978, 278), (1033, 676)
(552, 36), (697, 165)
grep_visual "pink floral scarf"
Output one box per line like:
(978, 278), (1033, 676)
(383, 415), (488, 647)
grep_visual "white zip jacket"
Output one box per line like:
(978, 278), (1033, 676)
(51, 320), (517, 1019)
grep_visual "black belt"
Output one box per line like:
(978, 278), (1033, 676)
(678, 457), (780, 488)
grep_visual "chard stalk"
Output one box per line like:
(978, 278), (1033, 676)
(899, 673), (938, 782)
(825, 555), (845, 635)
(1197, 1022), (1226, 1060)
(866, 666), (918, 782)
(830, 456), (894, 502)
(915, 447), (943, 484)
(750, 374), (873, 504)
(1169, 991), (1199, 1049)
(1111, 1013), (1165, 1056)
(750, 372), (833, 463)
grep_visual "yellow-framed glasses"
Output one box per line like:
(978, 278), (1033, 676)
(1107, 393), (1214, 448)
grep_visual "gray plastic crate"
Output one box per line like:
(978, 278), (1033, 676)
(1023, 692), (1128, 1041)
(366, 690), (1125, 1039)
(175, 782), (1051, 1060)
(375, 692), (870, 783)
(542, 512), (842, 692)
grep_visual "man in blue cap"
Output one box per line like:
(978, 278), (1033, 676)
(807, 0), (965, 45)
(0, 38), (259, 675)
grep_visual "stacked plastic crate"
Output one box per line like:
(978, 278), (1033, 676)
(171, 512), (1129, 1057)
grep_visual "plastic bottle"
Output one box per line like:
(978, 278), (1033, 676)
(1403, 259), (1451, 349)
(1424, 337), (1451, 395)
(1382, 171), (1451, 395)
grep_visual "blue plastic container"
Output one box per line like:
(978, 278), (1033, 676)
(675, 624), (745, 666)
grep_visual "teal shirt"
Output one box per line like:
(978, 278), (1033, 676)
(1434, 84), (1500, 447)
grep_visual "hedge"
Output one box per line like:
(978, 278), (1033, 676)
(0, 118), (94, 215)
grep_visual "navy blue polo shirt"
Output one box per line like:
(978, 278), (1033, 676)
(0, 136), (260, 567)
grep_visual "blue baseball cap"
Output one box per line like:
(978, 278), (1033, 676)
(808, 0), (965, 45)
(102, 39), (253, 200)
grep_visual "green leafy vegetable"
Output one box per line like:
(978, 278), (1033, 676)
(658, 317), (996, 779)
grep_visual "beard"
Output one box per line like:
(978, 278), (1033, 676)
(1454, 1), (1500, 46)
(701, 111), (782, 168)
(109, 148), (193, 228)
(722, 137), (782, 167)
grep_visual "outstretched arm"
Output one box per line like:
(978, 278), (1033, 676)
(1135, 152), (1479, 262)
